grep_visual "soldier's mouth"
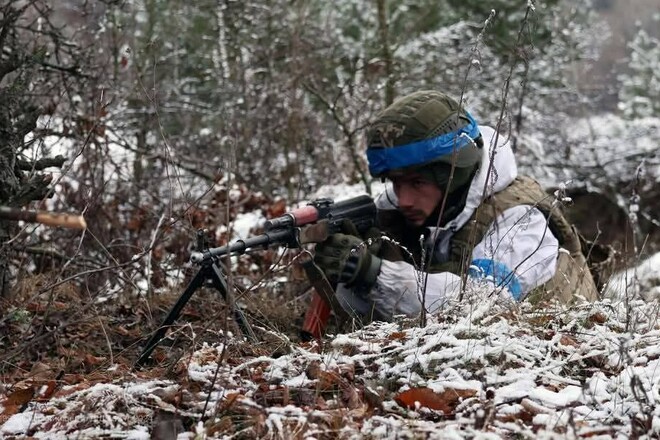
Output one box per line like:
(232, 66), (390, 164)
(402, 211), (425, 225)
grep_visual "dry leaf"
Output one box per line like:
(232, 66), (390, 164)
(153, 350), (168, 364)
(29, 362), (54, 381)
(152, 386), (181, 405)
(387, 331), (407, 340)
(317, 371), (343, 391)
(339, 364), (355, 381)
(53, 382), (91, 398)
(267, 199), (287, 218)
(588, 312), (607, 324)
(496, 407), (534, 423)
(394, 387), (476, 414)
(305, 360), (322, 380)
(206, 416), (235, 436)
(559, 334), (580, 347)
(26, 302), (45, 313)
(114, 325), (132, 336)
(219, 392), (243, 411)
(1, 386), (35, 415)
(36, 380), (58, 401)
(580, 427), (616, 438)
(342, 385), (361, 409)
(84, 354), (107, 367)
(528, 315), (554, 326)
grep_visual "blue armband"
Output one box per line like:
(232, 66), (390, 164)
(468, 258), (523, 300)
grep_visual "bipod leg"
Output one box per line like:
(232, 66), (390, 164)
(209, 262), (257, 342)
(134, 266), (208, 369)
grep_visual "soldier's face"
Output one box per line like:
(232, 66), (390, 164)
(391, 172), (443, 227)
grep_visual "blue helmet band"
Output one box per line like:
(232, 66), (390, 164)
(366, 111), (480, 176)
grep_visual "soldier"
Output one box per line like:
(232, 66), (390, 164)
(314, 90), (598, 321)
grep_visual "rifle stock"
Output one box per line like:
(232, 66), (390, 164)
(0, 206), (87, 230)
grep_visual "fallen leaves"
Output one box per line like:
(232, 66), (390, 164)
(559, 334), (580, 347)
(1, 386), (35, 417)
(394, 387), (477, 414)
(588, 311), (608, 325)
(2, 291), (660, 439)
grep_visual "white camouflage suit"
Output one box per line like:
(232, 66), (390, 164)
(337, 125), (563, 320)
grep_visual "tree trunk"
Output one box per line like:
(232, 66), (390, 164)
(376, 0), (395, 106)
(0, 4), (51, 298)
(0, 21), (22, 297)
(0, 103), (21, 298)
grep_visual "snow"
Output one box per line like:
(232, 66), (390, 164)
(4, 277), (660, 438)
(232, 210), (266, 239)
(605, 252), (660, 301)
(3, 170), (659, 437)
(9, 105), (660, 438)
(2, 411), (47, 435)
(5, 1), (660, 437)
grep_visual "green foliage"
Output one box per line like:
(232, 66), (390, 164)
(6, 308), (30, 324)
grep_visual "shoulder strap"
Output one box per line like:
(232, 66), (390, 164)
(447, 176), (582, 272)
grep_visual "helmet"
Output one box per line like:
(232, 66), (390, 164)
(366, 90), (482, 192)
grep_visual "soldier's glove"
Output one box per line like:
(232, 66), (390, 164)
(314, 234), (382, 289)
(314, 221), (382, 290)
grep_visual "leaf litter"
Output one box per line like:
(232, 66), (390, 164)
(2, 276), (660, 439)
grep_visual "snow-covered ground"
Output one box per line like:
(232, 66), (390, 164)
(606, 252), (660, 301)
(2, 261), (660, 439)
(3, 140), (659, 438)
(4, 179), (660, 439)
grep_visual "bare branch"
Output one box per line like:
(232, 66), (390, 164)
(16, 155), (66, 171)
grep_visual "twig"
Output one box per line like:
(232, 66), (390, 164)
(146, 212), (167, 296)
(201, 342), (228, 421)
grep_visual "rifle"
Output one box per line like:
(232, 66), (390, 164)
(135, 194), (376, 368)
(0, 206), (87, 230)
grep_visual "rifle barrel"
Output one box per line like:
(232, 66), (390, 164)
(190, 228), (295, 264)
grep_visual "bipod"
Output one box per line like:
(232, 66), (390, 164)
(134, 230), (256, 369)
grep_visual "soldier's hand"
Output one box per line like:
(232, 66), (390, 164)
(314, 233), (381, 289)
(340, 218), (383, 256)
